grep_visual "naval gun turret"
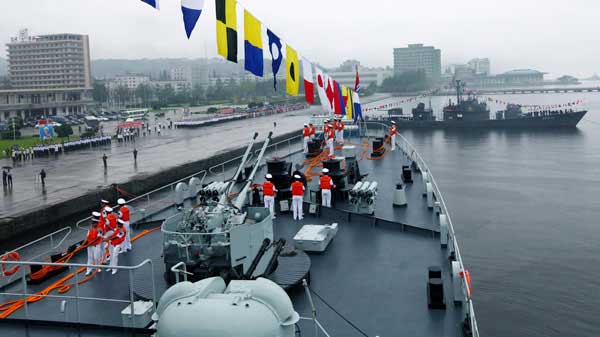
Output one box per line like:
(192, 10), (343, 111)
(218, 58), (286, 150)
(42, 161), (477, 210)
(162, 132), (286, 284)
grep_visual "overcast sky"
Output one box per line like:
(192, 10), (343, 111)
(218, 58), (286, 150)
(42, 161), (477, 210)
(0, 0), (598, 77)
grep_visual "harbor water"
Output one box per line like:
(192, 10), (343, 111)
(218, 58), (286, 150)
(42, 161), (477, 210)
(371, 91), (600, 337)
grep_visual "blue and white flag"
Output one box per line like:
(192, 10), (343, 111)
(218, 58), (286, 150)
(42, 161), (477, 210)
(181, 0), (205, 39)
(141, 0), (160, 9)
(267, 29), (283, 90)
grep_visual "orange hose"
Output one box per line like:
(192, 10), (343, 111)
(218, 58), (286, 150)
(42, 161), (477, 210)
(0, 226), (161, 319)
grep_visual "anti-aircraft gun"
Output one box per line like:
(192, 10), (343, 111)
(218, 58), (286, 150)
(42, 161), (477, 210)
(162, 132), (286, 284)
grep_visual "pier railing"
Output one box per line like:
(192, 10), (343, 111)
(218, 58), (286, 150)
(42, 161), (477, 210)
(366, 121), (479, 337)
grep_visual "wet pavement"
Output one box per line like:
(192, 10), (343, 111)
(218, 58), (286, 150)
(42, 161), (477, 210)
(0, 94), (389, 219)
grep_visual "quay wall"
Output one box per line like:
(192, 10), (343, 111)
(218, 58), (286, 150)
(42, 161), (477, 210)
(0, 129), (301, 242)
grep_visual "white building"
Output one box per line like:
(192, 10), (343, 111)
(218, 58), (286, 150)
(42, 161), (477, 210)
(467, 58), (491, 75)
(107, 75), (150, 90)
(151, 80), (192, 94)
(328, 69), (393, 88)
(170, 67), (192, 82)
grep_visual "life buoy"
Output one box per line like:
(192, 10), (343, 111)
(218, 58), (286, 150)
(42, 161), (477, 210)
(1, 252), (20, 276)
(460, 270), (472, 298)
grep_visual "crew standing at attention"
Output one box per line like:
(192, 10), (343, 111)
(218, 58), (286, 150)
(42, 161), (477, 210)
(262, 174), (278, 219)
(309, 123), (316, 140)
(302, 123), (310, 154)
(291, 175), (305, 221)
(85, 213), (101, 275)
(108, 220), (127, 274)
(390, 121), (397, 151)
(320, 168), (336, 207)
(117, 198), (132, 252)
(337, 118), (345, 144)
(104, 207), (117, 260)
(327, 121), (336, 158)
(322, 119), (330, 140)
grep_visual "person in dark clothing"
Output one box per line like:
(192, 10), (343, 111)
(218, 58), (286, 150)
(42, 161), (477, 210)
(2, 169), (6, 186)
(102, 153), (108, 169)
(40, 169), (46, 185)
(133, 148), (138, 162)
(7, 170), (12, 188)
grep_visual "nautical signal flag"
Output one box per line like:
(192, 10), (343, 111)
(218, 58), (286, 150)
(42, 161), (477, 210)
(286, 45), (299, 96)
(315, 67), (332, 113)
(215, 0), (237, 63)
(354, 66), (361, 92)
(244, 10), (263, 77)
(344, 86), (354, 120)
(141, 0), (159, 9)
(267, 29), (283, 90)
(333, 81), (345, 115)
(302, 58), (314, 105)
(353, 91), (363, 123)
(181, 0), (205, 39)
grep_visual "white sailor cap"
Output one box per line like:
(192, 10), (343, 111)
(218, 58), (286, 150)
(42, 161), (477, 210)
(117, 219), (126, 225)
(391, 121), (396, 124)
(322, 168), (329, 174)
(304, 123), (308, 126)
(92, 211), (101, 218)
(117, 198), (126, 205)
(265, 173), (273, 179)
(293, 174), (301, 179)
(101, 199), (109, 204)
(105, 207), (113, 213)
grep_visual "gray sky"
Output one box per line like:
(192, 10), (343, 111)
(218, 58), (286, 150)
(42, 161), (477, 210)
(0, 0), (598, 77)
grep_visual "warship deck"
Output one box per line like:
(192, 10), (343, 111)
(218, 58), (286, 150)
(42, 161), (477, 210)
(0, 131), (476, 337)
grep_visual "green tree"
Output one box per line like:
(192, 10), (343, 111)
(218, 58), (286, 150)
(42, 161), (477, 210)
(380, 70), (431, 93)
(135, 83), (154, 106)
(92, 81), (109, 103)
(55, 124), (74, 138)
(114, 85), (131, 106)
(191, 84), (205, 104)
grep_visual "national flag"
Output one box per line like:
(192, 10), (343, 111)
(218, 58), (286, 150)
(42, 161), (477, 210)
(286, 45), (299, 96)
(315, 67), (332, 113)
(266, 29), (282, 90)
(302, 57), (314, 104)
(353, 91), (363, 123)
(244, 10), (263, 76)
(354, 66), (361, 92)
(215, 0), (237, 63)
(141, 0), (160, 9)
(181, 0), (204, 39)
(333, 80), (345, 115)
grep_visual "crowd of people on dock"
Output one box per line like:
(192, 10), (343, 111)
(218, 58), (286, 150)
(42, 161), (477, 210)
(5, 136), (112, 162)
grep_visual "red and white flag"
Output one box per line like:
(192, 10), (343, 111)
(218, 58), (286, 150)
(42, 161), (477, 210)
(302, 57), (315, 105)
(315, 67), (333, 113)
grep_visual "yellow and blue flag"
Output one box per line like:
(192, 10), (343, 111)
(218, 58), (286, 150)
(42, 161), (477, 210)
(244, 10), (263, 77)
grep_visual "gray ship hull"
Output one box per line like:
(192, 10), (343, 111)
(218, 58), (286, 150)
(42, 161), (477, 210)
(375, 110), (587, 129)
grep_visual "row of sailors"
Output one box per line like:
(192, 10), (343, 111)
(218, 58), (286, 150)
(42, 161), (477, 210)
(302, 118), (346, 157)
(262, 168), (335, 221)
(84, 198), (131, 275)
(32, 136), (112, 157)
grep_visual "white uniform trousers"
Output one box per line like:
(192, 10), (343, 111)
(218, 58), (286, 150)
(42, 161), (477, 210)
(334, 130), (340, 143)
(338, 130), (344, 144)
(123, 221), (131, 251)
(264, 195), (275, 218)
(292, 196), (304, 220)
(86, 245), (100, 273)
(321, 189), (332, 207)
(391, 134), (396, 151)
(109, 243), (122, 272)
(303, 136), (310, 154)
(327, 138), (334, 156)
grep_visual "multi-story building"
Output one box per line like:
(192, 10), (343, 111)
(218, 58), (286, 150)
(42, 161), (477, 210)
(107, 75), (150, 90)
(170, 66), (192, 82)
(467, 58), (491, 75)
(328, 69), (393, 88)
(0, 30), (93, 122)
(393, 44), (441, 82)
(151, 80), (192, 94)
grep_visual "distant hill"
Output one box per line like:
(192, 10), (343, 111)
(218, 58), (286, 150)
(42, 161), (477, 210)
(0, 57), (7, 76)
(91, 58), (248, 79)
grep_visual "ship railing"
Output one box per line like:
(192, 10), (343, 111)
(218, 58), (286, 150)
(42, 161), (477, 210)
(0, 227), (72, 288)
(366, 121), (479, 337)
(76, 168), (209, 230)
(207, 134), (303, 178)
(0, 259), (156, 327)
